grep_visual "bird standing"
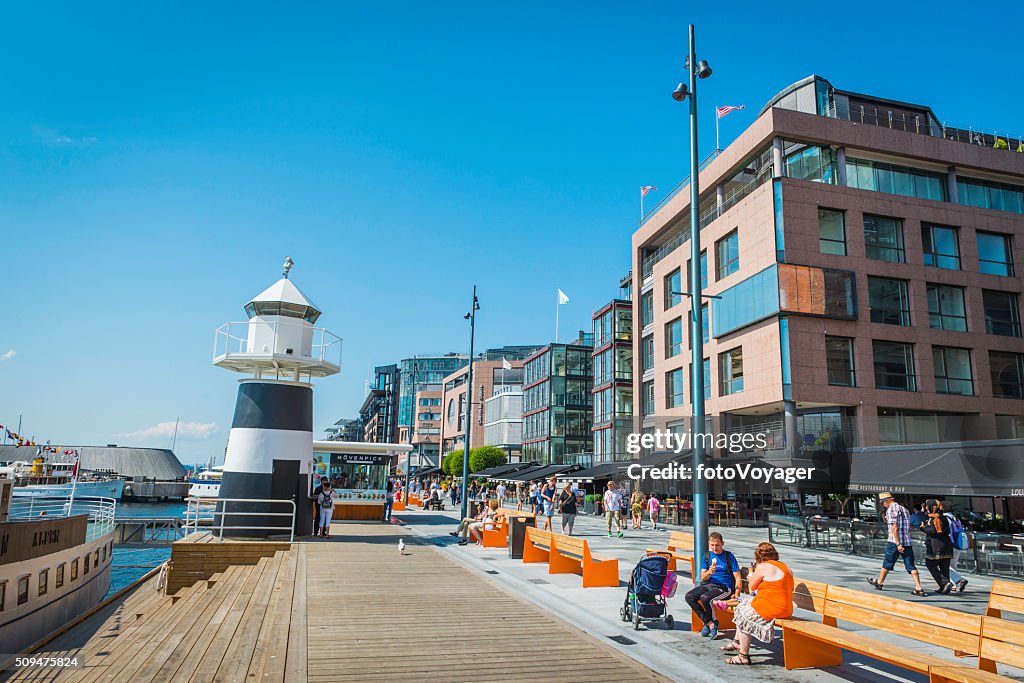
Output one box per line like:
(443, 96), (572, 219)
(398, 539), (406, 555)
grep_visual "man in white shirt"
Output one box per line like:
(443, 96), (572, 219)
(495, 482), (506, 503)
(529, 482), (539, 513)
(604, 481), (624, 537)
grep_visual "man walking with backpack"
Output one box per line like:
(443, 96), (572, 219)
(684, 531), (742, 640)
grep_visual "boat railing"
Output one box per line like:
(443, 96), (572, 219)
(183, 496), (296, 542)
(7, 496), (117, 541)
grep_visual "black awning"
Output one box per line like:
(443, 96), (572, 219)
(562, 461), (631, 482)
(414, 467), (440, 477)
(476, 462), (538, 478)
(640, 450), (691, 468)
(848, 440), (1024, 497)
(505, 464), (578, 481)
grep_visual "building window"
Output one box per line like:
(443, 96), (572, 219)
(826, 337), (855, 387)
(977, 232), (1014, 276)
(873, 341), (916, 391)
(846, 158), (947, 201)
(922, 224), (961, 270)
(0, 581), (5, 612)
(666, 369), (685, 408)
(642, 380), (655, 414)
(665, 318), (683, 358)
(83, 555), (90, 575)
(719, 348), (744, 395)
(716, 231), (740, 280)
(818, 208), (846, 255)
(957, 176), (1024, 214)
(786, 144), (837, 183)
(17, 576), (29, 605)
(864, 215), (905, 263)
(990, 352), (1024, 400)
(933, 347), (973, 396)
(686, 251), (709, 292)
(642, 335), (654, 371)
(665, 269), (681, 309)
(71, 559), (78, 581)
(927, 284), (967, 332)
(983, 290), (1022, 337)
(868, 277), (911, 326)
(56, 564), (65, 589)
(640, 291), (654, 328)
(38, 569), (48, 597)
(687, 304), (710, 346)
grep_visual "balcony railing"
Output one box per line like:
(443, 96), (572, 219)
(8, 496), (117, 542)
(826, 102), (1023, 153)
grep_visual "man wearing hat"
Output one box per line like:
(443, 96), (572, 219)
(867, 492), (926, 596)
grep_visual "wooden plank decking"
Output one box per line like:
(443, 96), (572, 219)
(3, 523), (667, 682)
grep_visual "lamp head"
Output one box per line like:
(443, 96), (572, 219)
(672, 83), (689, 101)
(464, 312), (472, 320)
(696, 60), (712, 79)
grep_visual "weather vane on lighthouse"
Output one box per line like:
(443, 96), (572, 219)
(211, 257), (342, 537)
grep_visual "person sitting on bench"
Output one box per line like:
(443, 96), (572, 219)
(684, 531), (741, 640)
(466, 500), (501, 545)
(450, 501), (490, 543)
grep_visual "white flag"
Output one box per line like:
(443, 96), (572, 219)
(557, 289), (570, 305)
(502, 357), (512, 370)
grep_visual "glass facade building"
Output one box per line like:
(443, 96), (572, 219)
(522, 334), (594, 465)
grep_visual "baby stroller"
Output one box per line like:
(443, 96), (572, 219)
(620, 551), (674, 630)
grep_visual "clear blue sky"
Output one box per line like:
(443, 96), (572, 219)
(1, 1), (1020, 465)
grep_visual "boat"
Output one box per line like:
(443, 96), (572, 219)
(0, 483), (117, 656)
(1, 459), (125, 501)
(187, 465), (223, 499)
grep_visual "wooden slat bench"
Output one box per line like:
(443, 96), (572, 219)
(646, 531), (695, 578)
(481, 509), (537, 548)
(782, 583), (984, 678)
(522, 527), (620, 588)
(986, 579), (1024, 619)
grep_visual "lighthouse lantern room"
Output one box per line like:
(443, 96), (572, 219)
(213, 257), (341, 537)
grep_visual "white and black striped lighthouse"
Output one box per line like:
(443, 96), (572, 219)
(212, 257), (341, 537)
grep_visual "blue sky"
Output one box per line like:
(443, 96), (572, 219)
(1, 1), (1020, 465)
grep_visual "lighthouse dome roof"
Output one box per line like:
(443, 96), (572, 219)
(243, 277), (321, 324)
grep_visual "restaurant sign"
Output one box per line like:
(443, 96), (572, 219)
(330, 453), (391, 466)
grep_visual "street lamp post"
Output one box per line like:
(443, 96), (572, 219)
(672, 23), (713, 557)
(460, 286), (480, 520)
(404, 359), (418, 504)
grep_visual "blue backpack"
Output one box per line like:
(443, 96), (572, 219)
(945, 513), (969, 551)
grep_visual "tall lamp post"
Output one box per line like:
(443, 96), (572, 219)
(460, 286), (480, 520)
(672, 24), (713, 557)
(404, 359), (418, 503)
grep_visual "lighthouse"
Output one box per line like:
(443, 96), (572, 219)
(213, 257), (341, 537)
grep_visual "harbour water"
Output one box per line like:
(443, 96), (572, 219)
(107, 501), (186, 596)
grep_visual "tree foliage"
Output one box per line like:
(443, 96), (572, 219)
(469, 445), (507, 473)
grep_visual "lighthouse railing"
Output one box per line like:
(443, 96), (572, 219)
(213, 321), (342, 366)
(183, 496), (296, 542)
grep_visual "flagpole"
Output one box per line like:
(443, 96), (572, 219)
(715, 106), (720, 152)
(640, 187), (644, 223)
(555, 292), (560, 343)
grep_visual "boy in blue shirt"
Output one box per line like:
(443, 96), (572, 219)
(683, 531), (741, 640)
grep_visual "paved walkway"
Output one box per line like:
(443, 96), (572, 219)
(395, 504), (1024, 683)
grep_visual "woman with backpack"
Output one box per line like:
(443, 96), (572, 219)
(920, 498), (955, 594)
(317, 481), (336, 538)
(941, 501), (969, 592)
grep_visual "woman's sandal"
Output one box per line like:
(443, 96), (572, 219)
(866, 578), (884, 590)
(720, 639), (741, 652)
(911, 588), (928, 597)
(725, 653), (751, 665)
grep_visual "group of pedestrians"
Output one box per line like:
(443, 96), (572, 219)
(867, 491), (969, 596)
(602, 481), (662, 537)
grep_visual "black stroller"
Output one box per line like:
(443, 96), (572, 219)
(620, 552), (674, 630)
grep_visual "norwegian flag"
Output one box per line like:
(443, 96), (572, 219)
(640, 185), (657, 197)
(716, 105), (745, 118)
(71, 450), (80, 479)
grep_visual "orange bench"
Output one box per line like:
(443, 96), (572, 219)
(986, 578), (1024, 619)
(523, 527), (619, 588)
(481, 509), (536, 548)
(932, 617), (1024, 681)
(391, 498), (406, 511)
(646, 531), (696, 578)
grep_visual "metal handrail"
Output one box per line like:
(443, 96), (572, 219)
(213, 320), (342, 366)
(7, 495), (117, 541)
(183, 496), (296, 542)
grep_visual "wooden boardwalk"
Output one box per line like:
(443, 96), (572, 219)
(3, 523), (668, 682)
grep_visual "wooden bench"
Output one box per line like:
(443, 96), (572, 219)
(929, 615), (1024, 680)
(481, 509), (536, 548)
(391, 499), (406, 512)
(645, 531), (695, 578)
(522, 527), (620, 588)
(986, 579), (1024, 619)
(782, 584), (984, 678)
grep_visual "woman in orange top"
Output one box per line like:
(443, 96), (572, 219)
(720, 542), (794, 665)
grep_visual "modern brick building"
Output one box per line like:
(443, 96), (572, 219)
(631, 75), (1023, 513)
(522, 332), (595, 465)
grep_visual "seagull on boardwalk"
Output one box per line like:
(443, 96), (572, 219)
(398, 539), (406, 554)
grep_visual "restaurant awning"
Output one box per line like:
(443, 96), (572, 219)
(505, 464), (578, 482)
(559, 461), (630, 483)
(848, 439), (1024, 497)
(476, 462), (538, 479)
(414, 466), (441, 477)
